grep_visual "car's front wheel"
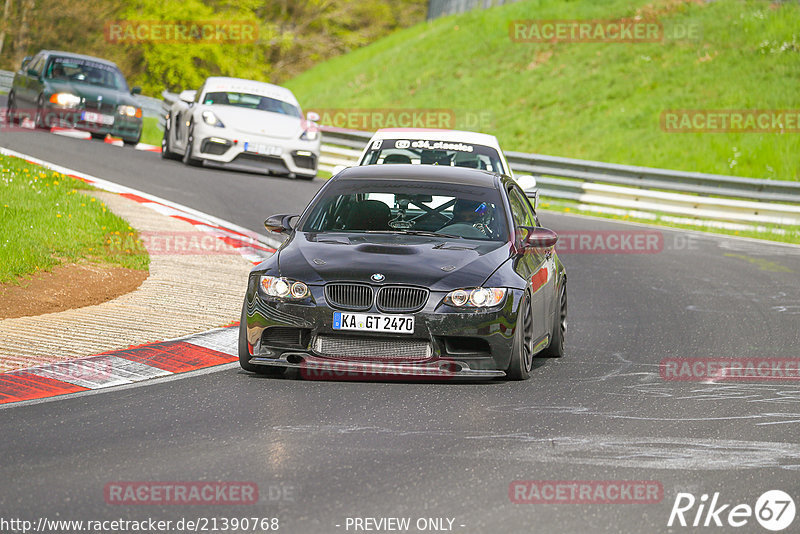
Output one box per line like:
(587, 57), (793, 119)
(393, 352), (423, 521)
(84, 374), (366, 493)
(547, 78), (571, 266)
(238, 300), (285, 377)
(182, 124), (202, 166)
(34, 95), (52, 129)
(6, 92), (18, 125)
(161, 119), (181, 160)
(506, 290), (534, 380)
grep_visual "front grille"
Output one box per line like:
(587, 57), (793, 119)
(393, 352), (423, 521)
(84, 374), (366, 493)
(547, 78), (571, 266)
(313, 334), (432, 361)
(376, 286), (428, 313)
(325, 283), (373, 311)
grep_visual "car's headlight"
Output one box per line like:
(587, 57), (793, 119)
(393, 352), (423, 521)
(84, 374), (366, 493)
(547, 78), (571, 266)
(202, 110), (224, 127)
(117, 105), (142, 118)
(300, 128), (318, 141)
(49, 93), (81, 107)
(443, 287), (507, 308)
(259, 275), (309, 300)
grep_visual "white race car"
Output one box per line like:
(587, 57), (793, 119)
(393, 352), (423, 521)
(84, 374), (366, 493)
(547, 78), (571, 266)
(162, 76), (320, 179)
(350, 128), (538, 201)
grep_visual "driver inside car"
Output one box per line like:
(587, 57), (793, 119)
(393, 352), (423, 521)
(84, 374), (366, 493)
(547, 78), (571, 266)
(438, 199), (494, 239)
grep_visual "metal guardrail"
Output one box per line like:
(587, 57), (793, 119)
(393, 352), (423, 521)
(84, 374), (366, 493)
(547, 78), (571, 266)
(0, 70), (14, 93)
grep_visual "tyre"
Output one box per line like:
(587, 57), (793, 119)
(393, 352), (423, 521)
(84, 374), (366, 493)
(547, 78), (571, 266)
(182, 124), (202, 166)
(238, 300), (284, 376)
(6, 92), (18, 125)
(161, 121), (181, 160)
(506, 290), (534, 380)
(540, 280), (566, 358)
(123, 136), (140, 146)
(91, 132), (106, 140)
(33, 95), (52, 129)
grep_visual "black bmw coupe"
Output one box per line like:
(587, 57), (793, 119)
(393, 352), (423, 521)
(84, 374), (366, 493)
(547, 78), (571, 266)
(239, 165), (566, 380)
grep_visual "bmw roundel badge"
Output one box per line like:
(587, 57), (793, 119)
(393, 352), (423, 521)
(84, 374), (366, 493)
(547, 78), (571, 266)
(371, 273), (385, 282)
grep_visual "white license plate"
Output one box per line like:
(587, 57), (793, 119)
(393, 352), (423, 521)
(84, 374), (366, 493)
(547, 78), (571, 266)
(81, 111), (114, 125)
(244, 142), (282, 156)
(333, 312), (414, 334)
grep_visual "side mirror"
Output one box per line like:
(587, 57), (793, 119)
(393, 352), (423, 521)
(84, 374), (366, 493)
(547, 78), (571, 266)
(331, 164), (350, 176)
(520, 226), (558, 249)
(515, 174), (537, 191)
(264, 214), (298, 235)
(21, 56), (32, 70)
(178, 89), (197, 104)
(131, 86), (142, 95)
(306, 111), (320, 122)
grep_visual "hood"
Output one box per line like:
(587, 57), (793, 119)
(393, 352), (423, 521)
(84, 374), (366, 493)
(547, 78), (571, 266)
(47, 80), (136, 107)
(204, 105), (303, 139)
(277, 232), (512, 291)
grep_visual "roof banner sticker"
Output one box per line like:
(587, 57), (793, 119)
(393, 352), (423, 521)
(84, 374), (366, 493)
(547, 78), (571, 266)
(411, 140), (475, 152)
(52, 57), (116, 72)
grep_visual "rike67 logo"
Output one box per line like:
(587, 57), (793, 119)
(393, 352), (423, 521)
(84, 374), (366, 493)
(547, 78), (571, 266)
(668, 490), (796, 531)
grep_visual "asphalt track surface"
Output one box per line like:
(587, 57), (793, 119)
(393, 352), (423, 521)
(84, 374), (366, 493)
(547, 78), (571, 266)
(2, 128), (800, 533)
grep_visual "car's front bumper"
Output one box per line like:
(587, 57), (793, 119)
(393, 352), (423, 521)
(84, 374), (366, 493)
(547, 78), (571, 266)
(242, 282), (524, 379)
(41, 104), (142, 140)
(191, 122), (320, 177)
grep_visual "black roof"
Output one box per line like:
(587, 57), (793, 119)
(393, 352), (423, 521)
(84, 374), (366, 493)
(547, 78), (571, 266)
(334, 164), (506, 189)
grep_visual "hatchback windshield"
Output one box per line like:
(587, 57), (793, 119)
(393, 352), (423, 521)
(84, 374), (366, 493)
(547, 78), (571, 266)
(361, 138), (506, 174)
(46, 57), (128, 91)
(203, 91), (301, 117)
(302, 179), (508, 241)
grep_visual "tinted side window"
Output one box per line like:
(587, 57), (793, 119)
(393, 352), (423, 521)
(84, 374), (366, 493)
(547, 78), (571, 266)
(508, 187), (536, 228)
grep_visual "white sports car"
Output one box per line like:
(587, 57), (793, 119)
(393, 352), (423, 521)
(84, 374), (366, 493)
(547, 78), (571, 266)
(162, 76), (320, 179)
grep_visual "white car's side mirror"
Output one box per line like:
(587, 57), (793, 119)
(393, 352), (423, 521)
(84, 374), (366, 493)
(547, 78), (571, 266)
(178, 90), (197, 104)
(331, 165), (350, 176)
(515, 174), (537, 191)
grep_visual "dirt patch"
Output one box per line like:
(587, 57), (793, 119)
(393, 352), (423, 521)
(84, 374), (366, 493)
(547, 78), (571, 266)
(0, 262), (148, 319)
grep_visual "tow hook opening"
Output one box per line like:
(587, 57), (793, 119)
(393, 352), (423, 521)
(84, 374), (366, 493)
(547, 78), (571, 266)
(440, 362), (463, 373)
(286, 354), (305, 365)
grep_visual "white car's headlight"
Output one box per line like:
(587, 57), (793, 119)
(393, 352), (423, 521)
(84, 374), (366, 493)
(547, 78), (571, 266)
(444, 288), (507, 308)
(260, 275), (309, 300)
(300, 128), (319, 141)
(117, 105), (142, 118)
(202, 110), (224, 127)
(49, 93), (81, 107)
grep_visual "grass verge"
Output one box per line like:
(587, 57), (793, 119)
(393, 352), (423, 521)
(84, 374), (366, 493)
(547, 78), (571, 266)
(0, 154), (149, 284)
(140, 116), (163, 146)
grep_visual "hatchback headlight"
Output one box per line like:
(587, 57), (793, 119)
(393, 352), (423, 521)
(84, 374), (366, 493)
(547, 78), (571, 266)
(259, 275), (309, 300)
(300, 128), (319, 141)
(444, 287), (507, 308)
(49, 93), (81, 107)
(202, 110), (224, 127)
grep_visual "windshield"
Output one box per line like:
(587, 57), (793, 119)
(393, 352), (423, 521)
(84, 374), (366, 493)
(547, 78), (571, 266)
(302, 179), (508, 241)
(46, 57), (128, 91)
(361, 138), (506, 174)
(203, 91), (301, 118)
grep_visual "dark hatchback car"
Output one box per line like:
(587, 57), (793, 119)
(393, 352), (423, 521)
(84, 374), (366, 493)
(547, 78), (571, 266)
(240, 165), (567, 380)
(6, 50), (143, 144)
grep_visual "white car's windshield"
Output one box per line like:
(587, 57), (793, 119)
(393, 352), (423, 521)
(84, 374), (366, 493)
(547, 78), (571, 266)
(362, 138), (506, 173)
(203, 91), (301, 118)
